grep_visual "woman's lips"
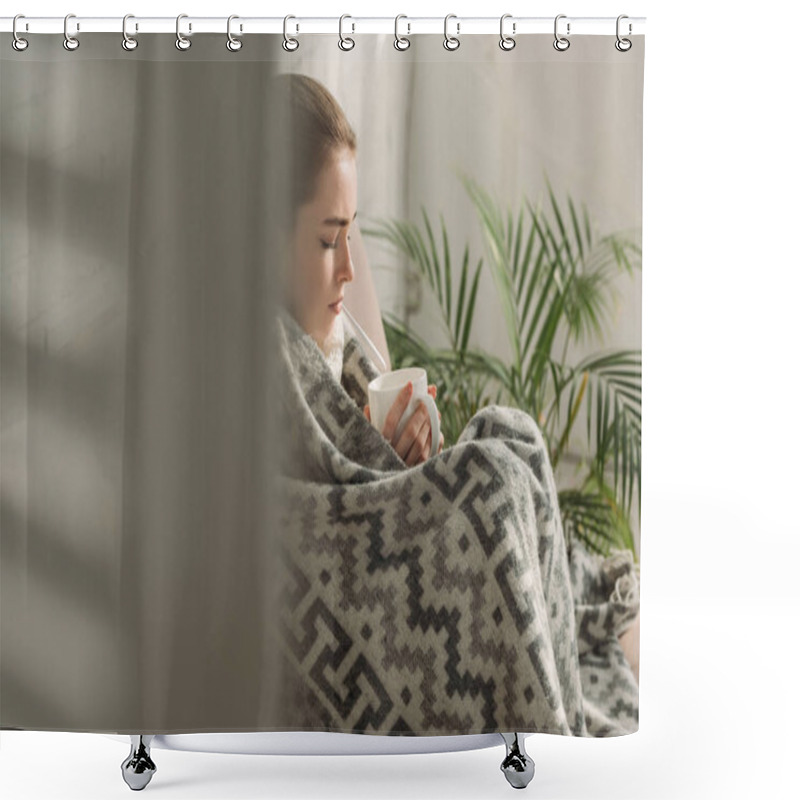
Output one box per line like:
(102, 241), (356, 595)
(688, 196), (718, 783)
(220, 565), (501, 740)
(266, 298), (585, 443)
(329, 299), (343, 314)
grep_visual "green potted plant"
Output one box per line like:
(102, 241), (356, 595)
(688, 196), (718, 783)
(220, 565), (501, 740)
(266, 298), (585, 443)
(361, 170), (641, 560)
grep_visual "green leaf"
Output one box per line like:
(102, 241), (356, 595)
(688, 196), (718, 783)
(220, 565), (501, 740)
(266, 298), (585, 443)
(454, 243), (470, 350)
(568, 195), (585, 262)
(512, 205), (524, 289)
(461, 259), (484, 353)
(545, 173), (575, 271)
(463, 178), (521, 369)
(365, 171), (641, 560)
(441, 212), (452, 325)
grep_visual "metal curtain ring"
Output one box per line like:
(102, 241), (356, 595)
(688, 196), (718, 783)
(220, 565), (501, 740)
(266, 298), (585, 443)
(615, 14), (632, 52)
(553, 14), (570, 51)
(339, 14), (355, 51)
(227, 15), (242, 51)
(283, 15), (299, 51)
(63, 13), (79, 51)
(394, 14), (410, 51)
(175, 14), (192, 50)
(121, 14), (138, 51)
(12, 14), (29, 51)
(443, 14), (460, 51)
(499, 13), (516, 51)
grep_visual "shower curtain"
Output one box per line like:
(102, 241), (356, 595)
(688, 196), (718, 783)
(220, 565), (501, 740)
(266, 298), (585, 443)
(1, 24), (644, 736)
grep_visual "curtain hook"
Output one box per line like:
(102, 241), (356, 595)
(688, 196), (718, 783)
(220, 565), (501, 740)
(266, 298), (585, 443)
(615, 14), (632, 52)
(339, 14), (355, 51)
(283, 15), (299, 51)
(12, 14), (29, 51)
(553, 14), (570, 51)
(499, 13), (516, 51)
(227, 15), (243, 52)
(443, 13), (460, 51)
(394, 14), (411, 51)
(175, 14), (191, 50)
(63, 13), (80, 51)
(122, 14), (138, 51)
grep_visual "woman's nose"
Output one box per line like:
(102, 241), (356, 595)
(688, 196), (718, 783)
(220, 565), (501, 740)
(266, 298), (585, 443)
(337, 244), (355, 283)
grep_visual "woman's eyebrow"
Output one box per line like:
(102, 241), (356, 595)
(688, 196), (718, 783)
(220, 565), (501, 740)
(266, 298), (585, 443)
(322, 210), (357, 227)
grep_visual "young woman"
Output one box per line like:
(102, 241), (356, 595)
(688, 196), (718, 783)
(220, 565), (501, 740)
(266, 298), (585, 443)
(267, 73), (639, 737)
(276, 72), (444, 468)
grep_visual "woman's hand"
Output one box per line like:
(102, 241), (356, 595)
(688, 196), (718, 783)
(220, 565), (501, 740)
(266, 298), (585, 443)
(364, 383), (444, 467)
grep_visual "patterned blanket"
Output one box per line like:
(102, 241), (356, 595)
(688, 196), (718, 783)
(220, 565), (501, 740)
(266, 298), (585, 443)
(266, 306), (639, 737)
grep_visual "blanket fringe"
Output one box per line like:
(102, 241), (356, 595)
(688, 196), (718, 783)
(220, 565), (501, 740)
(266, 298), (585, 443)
(603, 548), (640, 607)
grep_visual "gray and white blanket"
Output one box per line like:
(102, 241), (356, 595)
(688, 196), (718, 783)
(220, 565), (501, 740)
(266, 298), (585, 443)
(267, 306), (639, 737)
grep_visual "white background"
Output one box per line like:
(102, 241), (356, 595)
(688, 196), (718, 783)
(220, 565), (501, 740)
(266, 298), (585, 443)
(1, 1), (798, 798)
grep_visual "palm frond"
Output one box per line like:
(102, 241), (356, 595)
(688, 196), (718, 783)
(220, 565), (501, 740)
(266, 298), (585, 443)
(575, 350), (641, 516)
(560, 481), (637, 558)
(559, 488), (618, 556)
(363, 171), (641, 559)
(458, 174), (521, 368)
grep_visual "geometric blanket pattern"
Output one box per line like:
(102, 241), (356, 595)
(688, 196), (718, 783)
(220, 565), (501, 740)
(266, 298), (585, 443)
(269, 307), (639, 737)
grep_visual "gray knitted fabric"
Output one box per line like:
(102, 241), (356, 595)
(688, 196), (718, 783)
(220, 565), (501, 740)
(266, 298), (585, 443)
(319, 311), (345, 383)
(269, 306), (639, 736)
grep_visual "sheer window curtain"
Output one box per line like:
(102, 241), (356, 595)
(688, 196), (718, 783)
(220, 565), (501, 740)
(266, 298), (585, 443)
(2, 33), (291, 731)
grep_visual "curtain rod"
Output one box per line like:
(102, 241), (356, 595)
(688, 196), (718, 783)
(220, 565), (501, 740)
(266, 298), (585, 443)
(0, 16), (646, 37)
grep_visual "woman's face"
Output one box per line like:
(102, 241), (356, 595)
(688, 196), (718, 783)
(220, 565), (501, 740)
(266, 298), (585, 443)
(286, 147), (357, 352)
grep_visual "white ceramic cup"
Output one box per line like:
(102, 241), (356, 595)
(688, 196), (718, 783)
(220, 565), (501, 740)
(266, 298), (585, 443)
(367, 367), (440, 458)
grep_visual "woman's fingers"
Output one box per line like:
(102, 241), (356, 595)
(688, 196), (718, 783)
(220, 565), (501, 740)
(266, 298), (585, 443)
(423, 424), (433, 461)
(404, 413), (431, 466)
(396, 401), (429, 464)
(380, 382), (441, 466)
(420, 417), (432, 463)
(399, 403), (429, 463)
(383, 382), (413, 441)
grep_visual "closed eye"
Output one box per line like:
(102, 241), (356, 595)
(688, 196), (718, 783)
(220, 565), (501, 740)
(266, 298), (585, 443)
(321, 234), (352, 250)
